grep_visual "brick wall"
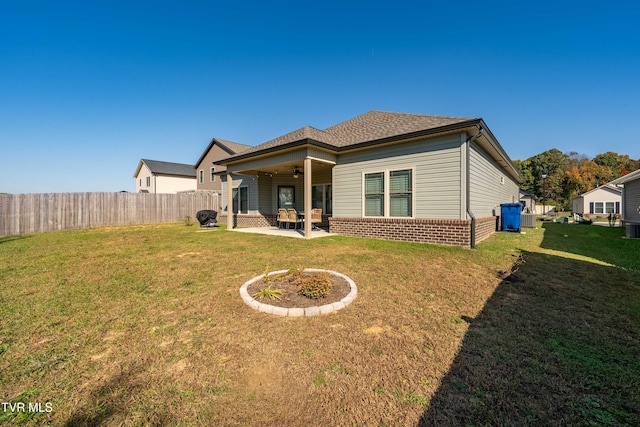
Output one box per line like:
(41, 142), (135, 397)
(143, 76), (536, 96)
(328, 216), (498, 248)
(218, 214), (498, 248)
(219, 214), (276, 228)
(328, 217), (471, 248)
(475, 216), (499, 244)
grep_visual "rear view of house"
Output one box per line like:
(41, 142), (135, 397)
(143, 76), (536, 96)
(133, 159), (196, 193)
(214, 110), (523, 248)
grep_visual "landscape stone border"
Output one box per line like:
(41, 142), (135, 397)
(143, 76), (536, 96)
(239, 269), (357, 317)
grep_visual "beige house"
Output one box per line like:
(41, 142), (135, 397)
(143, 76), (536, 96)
(133, 159), (196, 193)
(194, 138), (251, 193)
(571, 183), (622, 218)
(215, 110), (523, 248)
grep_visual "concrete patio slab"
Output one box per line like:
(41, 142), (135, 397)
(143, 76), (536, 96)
(230, 226), (335, 239)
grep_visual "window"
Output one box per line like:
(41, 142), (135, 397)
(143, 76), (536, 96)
(146, 176), (151, 187)
(312, 184), (332, 215)
(199, 170), (204, 184)
(210, 167), (216, 182)
(389, 170), (412, 217)
(139, 179), (141, 187)
(233, 187), (248, 214)
(590, 201), (620, 215)
(364, 172), (385, 216)
(364, 169), (414, 218)
(594, 202), (604, 214)
(605, 202), (615, 213)
(278, 186), (295, 209)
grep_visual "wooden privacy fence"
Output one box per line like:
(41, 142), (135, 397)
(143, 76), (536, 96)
(0, 192), (219, 237)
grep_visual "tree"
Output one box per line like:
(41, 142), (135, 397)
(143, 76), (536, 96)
(593, 152), (639, 177)
(515, 149), (638, 211)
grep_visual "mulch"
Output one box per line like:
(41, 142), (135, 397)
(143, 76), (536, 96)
(246, 271), (352, 308)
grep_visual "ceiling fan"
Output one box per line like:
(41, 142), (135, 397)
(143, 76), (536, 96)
(292, 167), (304, 179)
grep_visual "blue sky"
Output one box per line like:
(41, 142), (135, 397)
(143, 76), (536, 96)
(1, 0), (639, 193)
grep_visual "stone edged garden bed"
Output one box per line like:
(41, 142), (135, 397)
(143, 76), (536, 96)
(239, 269), (357, 317)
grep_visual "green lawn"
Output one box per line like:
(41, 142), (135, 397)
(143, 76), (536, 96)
(1, 223), (638, 426)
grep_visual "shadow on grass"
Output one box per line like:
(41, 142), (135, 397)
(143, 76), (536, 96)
(539, 223), (639, 271)
(64, 363), (173, 427)
(0, 235), (32, 245)
(418, 250), (640, 426)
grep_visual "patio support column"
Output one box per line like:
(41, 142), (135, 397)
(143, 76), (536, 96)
(226, 173), (233, 230)
(304, 157), (312, 238)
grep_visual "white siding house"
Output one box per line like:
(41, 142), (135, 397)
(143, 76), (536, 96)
(133, 159), (196, 194)
(571, 184), (621, 218)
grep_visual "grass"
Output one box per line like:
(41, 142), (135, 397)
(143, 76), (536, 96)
(0, 223), (638, 426)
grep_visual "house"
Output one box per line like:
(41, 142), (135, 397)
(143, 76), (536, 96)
(611, 169), (640, 237)
(133, 159), (196, 193)
(571, 183), (622, 218)
(194, 138), (252, 193)
(519, 189), (536, 213)
(214, 110), (523, 248)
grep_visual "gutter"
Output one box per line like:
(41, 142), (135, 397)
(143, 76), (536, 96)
(466, 126), (484, 249)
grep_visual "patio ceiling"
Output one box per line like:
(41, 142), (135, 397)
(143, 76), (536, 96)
(230, 158), (334, 177)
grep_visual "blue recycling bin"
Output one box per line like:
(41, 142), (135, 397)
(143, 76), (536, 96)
(500, 203), (522, 232)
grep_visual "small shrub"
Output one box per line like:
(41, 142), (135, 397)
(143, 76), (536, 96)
(298, 272), (332, 300)
(252, 285), (283, 301)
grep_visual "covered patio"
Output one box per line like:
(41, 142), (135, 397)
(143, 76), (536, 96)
(218, 137), (336, 239)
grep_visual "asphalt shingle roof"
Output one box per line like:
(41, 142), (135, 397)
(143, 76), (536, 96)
(224, 110), (476, 159)
(141, 159), (196, 177)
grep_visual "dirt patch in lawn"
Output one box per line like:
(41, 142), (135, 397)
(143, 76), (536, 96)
(246, 270), (352, 308)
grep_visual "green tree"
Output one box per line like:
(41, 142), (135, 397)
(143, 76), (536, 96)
(593, 151), (639, 177)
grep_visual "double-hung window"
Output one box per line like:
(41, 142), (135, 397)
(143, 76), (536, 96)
(364, 169), (413, 217)
(364, 172), (385, 216)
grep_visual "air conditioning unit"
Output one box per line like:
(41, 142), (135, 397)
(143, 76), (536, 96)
(627, 224), (640, 239)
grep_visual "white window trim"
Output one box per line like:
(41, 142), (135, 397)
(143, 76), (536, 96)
(210, 167), (216, 182)
(199, 170), (204, 184)
(362, 167), (415, 218)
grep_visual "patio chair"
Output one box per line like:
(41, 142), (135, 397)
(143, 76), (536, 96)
(277, 208), (290, 229)
(310, 208), (322, 230)
(287, 209), (303, 230)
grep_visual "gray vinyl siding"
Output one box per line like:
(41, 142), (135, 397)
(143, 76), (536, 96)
(333, 134), (463, 219)
(469, 142), (519, 217)
(251, 169), (333, 214)
(258, 175), (273, 213)
(220, 175), (259, 214)
(623, 178), (640, 223)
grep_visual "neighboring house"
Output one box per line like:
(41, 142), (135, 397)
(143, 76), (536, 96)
(214, 110), (523, 248)
(194, 138), (252, 193)
(611, 169), (640, 237)
(519, 189), (536, 213)
(133, 159), (196, 193)
(571, 183), (622, 218)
